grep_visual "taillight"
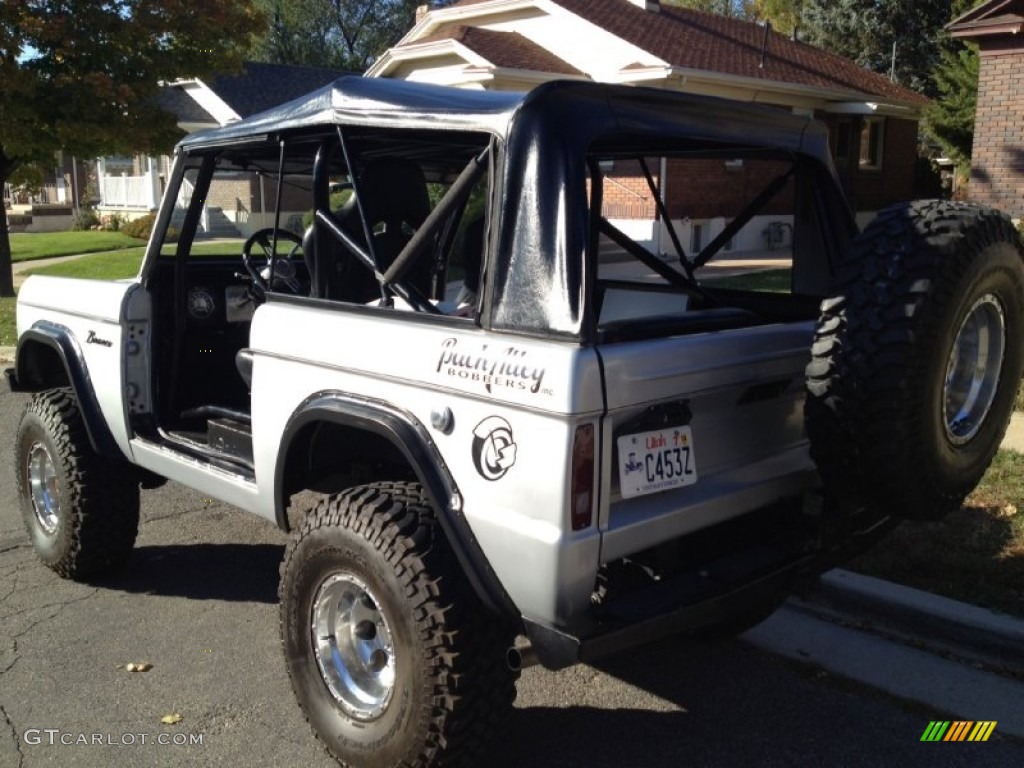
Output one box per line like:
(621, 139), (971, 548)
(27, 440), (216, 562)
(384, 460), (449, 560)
(571, 423), (595, 531)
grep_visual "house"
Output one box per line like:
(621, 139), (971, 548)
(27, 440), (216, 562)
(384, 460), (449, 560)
(3, 153), (92, 233)
(370, 0), (928, 250)
(95, 62), (350, 235)
(949, 0), (1024, 220)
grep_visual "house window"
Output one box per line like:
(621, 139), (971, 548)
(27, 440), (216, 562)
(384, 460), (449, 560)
(859, 117), (885, 171)
(691, 221), (705, 252)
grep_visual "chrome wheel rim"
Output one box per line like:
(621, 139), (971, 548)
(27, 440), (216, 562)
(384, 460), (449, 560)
(27, 442), (60, 535)
(311, 572), (396, 720)
(944, 293), (1006, 445)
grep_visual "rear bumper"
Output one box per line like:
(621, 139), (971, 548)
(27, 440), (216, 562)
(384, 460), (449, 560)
(523, 500), (895, 670)
(525, 556), (811, 669)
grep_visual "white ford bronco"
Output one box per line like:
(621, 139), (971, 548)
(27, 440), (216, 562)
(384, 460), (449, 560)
(10, 77), (1024, 766)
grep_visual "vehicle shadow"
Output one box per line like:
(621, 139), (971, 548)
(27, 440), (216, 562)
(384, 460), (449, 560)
(493, 638), (777, 768)
(95, 543), (284, 603)
(491, 635), (994, 768)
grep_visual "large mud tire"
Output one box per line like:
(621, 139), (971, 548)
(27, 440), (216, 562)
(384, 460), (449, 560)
(15, 388), (140, 579)
(806, 201), (1024, 521)
(279, 481), (518, 767)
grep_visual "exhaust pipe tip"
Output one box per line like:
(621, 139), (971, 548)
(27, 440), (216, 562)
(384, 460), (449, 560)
(506, 640), (538, 671)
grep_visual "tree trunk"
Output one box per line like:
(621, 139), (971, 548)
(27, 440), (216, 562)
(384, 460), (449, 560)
(0, 149), (19, 298)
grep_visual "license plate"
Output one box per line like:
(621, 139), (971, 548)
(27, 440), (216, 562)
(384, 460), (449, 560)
(617, 426), (697, 499)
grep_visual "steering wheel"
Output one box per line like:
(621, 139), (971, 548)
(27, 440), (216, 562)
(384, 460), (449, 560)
(242, 228), (305, 294)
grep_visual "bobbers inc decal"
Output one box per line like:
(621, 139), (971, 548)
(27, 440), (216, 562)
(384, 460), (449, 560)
(472, 417), (517, 481)
(436, 337), (551, 395)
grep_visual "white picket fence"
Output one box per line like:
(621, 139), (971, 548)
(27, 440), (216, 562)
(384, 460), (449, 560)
(98, 173), (159, 209)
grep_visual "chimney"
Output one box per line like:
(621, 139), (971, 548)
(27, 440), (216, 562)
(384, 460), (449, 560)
(627, 0), (661, 11)
(415, 4), (430, 24)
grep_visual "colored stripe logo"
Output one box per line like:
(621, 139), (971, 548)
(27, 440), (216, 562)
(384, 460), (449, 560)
(921, 721), (997, 742)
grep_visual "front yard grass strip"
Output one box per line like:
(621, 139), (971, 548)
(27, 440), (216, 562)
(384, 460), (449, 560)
(701, 268), (792, 293)
(23, 250), (145, 280)
(850, 449), (1024, 620)
(10, 231), (142, 262)
(0, 296), (15, 346)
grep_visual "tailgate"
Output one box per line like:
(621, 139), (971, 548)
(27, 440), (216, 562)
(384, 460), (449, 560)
(597, 322), (818, 562)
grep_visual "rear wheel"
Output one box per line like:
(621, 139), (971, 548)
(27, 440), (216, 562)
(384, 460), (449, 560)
(806, 201), (1024, 520)
(279, 481), (518, 767)
(15, 388), (140, 579)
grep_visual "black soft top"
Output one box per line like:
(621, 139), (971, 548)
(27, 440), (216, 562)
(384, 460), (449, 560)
(177, 77), (846, 338)
(178, 76), (831, 164)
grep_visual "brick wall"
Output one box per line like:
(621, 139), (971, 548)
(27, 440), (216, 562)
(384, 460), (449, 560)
(855, 117), (917, 211)
(595, 158), (797, 221)
(664, 158), (794, 219)
(601, 160), (657, 219)
(205, 177), (252, 213)
(815, 114), (917, 212)
(205, 174), (310, 216)
(969, 45), (1024, 219)
(591, 115), (921, 222)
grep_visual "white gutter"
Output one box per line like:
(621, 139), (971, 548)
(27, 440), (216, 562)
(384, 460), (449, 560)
(611, 65), (924, 116)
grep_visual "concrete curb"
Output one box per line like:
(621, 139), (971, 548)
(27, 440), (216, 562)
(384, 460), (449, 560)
(1003, 411), (1024, 453)
(794, 569), (1024, 678)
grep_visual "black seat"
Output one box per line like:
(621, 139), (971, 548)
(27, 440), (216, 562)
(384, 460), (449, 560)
(306, 158), (432, 302)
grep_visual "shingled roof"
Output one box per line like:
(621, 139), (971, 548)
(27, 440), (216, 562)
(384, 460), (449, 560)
(210, 62), (354, 118)
(452, 0), (927, 105)
(948, 0), (1024, 37)
(413, 25), (584, 76)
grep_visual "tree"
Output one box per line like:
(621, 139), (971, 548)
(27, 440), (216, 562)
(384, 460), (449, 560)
(0, 1), (263, 297)
(251, 1), (458, 72)
(924, 45), (978, 169)
(798, 0), (954, 97)
(923, 0), (982, 175)
(751, 0), (802, 36)
(664, 0), (757, 18)
(252, 0), (347, 70)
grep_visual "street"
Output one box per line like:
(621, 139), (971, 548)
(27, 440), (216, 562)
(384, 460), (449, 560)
(2, 384), (1021, 767)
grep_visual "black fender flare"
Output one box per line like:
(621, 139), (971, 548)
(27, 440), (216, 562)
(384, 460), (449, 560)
(275, 391), (519, 618)
(12, 321), (121, 456)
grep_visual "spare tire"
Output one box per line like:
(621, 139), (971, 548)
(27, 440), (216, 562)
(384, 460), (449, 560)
(806, 200), (1024, 521)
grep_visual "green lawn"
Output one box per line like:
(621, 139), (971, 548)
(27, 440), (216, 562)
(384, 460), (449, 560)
(851, 449), (1024, 619)
(0, 242), (245, 346)
(0, 296), (14, 347)
(701, 267), (792, 293)
(20, 240), (245, 282)
(24, 249), (145, 280)
(10, 231), (143, 262)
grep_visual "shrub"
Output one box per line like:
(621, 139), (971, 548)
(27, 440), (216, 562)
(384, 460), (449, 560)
(99, 213), (125, 232)
(119, 212), (180, 243)
(121, 212), (156, 240)
(72, 207), (100, 231)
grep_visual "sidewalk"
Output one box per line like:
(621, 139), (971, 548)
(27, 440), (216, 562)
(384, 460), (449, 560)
(748, 568), (1024, 738)
(1004, 411), (1024, 452)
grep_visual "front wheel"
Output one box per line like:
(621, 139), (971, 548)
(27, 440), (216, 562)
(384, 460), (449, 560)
(279, 482), (518, 767)
(15, 388), (140, 579)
